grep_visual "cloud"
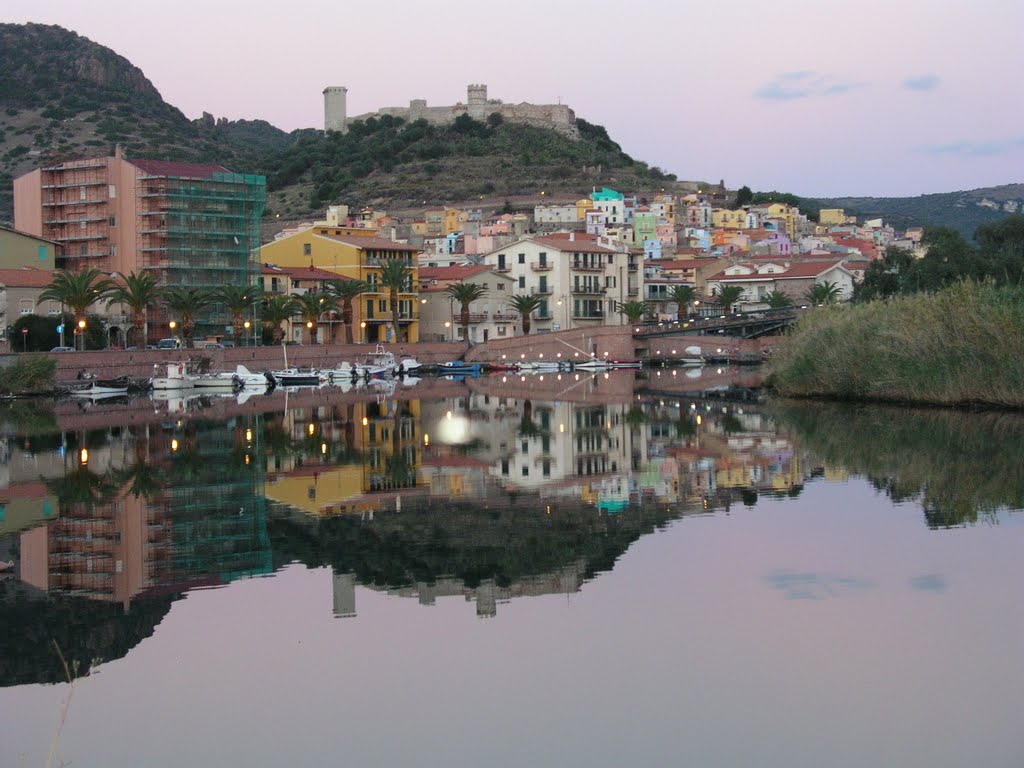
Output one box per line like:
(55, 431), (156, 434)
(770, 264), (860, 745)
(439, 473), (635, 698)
(764, 570), (874, 600)
(902, 73), (940, 91)
(922, 136), (1024, 157)
(754, 71), (866, 101)
(910, 574), (947, 593)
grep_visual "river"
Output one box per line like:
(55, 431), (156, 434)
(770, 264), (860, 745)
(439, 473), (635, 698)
(0, 370), (1021, 767)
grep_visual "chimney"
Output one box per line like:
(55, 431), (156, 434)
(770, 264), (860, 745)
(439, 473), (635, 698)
(569, 231), (575, 242)
(114, 144), (122, 160)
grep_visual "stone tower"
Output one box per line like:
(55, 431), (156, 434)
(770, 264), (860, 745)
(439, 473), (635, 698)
(467, 83), (487, 120)
(323, 86), (348, 133)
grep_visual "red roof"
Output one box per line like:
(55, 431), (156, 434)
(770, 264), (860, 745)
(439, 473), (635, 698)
(131, 159), (231, 179)
(0, 267), (56, 288)
(654, 259), (705, 271)
(317, 234), (421, 252)
(419, 265), (491, 281)
(530, 235), (616, 254)
(708, 259), (846, 282)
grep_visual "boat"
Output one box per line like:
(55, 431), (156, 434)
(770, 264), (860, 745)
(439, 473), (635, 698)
(572, 359), (613, 371)
(324, 362), (361, 383)
(360, 344), (397, 377)
(396, 354), (422, 375)
(152, 362), (197, 391)
(69, 376), (132, 397)
(193, 364), (267, 391)
(437, 361), (483, 376)
(516, 360), (566, 373)
(267, 368), (326, 387)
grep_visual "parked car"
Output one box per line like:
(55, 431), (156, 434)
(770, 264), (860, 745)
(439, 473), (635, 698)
(50, 346), (75, 353)
(157, 338), (183, 350)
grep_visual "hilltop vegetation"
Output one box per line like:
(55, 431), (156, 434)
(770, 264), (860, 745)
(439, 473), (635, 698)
(264, 113), (677, 217)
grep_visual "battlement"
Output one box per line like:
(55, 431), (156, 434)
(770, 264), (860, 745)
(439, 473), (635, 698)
(328, 83), (578, 138)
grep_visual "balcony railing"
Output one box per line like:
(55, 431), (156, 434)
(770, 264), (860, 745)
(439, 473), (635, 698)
(627, 287), (639, 296)
(492, 312), (518, 322)
(571, 286), (605, 295)
(531, 262), (552, 271)
(495, 265), (511, 273)
(530, 286), (553, 295)
(571, 262), (604, 272)
(572, 311), (605, 320)
(628, 264), (638, 272)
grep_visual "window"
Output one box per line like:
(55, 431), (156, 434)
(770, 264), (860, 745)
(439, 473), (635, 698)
(501, 459), (509, 475)
(108, 184), (117, 198)
(522, 440), (529, 453)
(303, 243), (311, 256)
(521, 465), (529, 477)
(497, 326), (507, 336)
(379, 299), (387, 312)
(109, 215), (116, 227)
(518, 253), (525, 264)
(497, 283), (505, 290)
(518, 276), (525, 289)
(543, 460), (551, 477)
(608, 254), (614, 264)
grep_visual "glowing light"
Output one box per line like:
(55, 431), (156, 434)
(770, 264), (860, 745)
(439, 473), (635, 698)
(79, 448), (88, 464)
(539, 376), (544, 381)
(446, 411), (453, 420)
(171, 439), (179, 452)
(321, 442), (328, 454)
(696, 415), (702, 425)
(559, 423), (565, 433)
(520, 353), (526, 359)
(169, 320), (177, 330)
(360, 321), (366, 328)
(245, 429), (252, 442)
(308, 423), (316, 435)
(245, 454), (251, 465)
(501, 354), (507, 360)
(539, 353), (544, 358)
(556, 353), (561, 358)
(306, 321), (314, 329)
(362, 417), (368, 426)
(77, 319), (86, 329)
(423, 433), (430, 446)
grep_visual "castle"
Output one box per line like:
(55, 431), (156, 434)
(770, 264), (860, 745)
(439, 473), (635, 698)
(323, 84), (578, 138)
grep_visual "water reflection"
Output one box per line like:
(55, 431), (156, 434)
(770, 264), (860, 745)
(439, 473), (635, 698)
(1, 375), (1022, 687)
(770, 400), (1024, 527)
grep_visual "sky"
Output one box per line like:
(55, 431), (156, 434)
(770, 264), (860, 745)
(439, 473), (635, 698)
(4, 0), (1023, 197)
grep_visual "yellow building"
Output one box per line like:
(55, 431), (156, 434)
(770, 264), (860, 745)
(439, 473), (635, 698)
(444, 208), (468, 235)
(575, 198), (593, 221)
(259, 227), (421, 342)
(758, 203), (797, 239)
(818, 208), (848, 226)
(711, 208), (748, 230)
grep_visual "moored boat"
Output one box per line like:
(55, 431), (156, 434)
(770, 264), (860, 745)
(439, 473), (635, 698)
(152, 362), (197, 391)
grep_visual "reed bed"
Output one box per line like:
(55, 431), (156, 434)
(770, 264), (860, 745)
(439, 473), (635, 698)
(768, 282), (1024, 408)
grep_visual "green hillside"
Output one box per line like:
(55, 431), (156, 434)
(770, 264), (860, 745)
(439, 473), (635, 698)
(810, 185), (1024, 240)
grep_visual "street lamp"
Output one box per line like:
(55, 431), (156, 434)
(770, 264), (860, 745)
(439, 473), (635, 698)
(77, 319), (86, 351)
(243, 320), (251, 346)
(444, 320), (451, 341)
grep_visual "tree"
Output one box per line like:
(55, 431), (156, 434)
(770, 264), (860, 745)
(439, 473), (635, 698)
(37, 268), (115, 350)
(734, 185), (753, 207)
(712, 284), (745, 314)
(327, 279), (369, 343)
(294, 291), (338, 345)
(765, 290), (793, 309)
(445, 281), (488, 341)
(104, 271), (162, 348)
(213, 285), (259, 344)
(261, 294), (300, 345)
(805, 281), (843, 306)
(669, 284), (695, 321)
(509, 294), (543, 335)
(975, 215), (1024, 285)
(377, 259), (413, 343)
(616, 300), (652, 324)
(161, 287), (212, 348)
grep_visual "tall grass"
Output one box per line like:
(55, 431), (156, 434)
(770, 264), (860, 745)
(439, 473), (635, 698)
(0, 355), (57, 395)
(769, 281), (1024, 407)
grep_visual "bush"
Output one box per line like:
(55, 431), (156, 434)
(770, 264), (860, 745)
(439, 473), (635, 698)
(0, 356), (57, 395)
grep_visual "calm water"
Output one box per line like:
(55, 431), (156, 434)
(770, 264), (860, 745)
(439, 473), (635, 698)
(1, 371), (1022, 767)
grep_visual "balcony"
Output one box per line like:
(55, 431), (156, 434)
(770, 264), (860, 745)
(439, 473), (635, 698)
(531, 261), (552, 271)
(535, 312), (552, 321)
(492, 312), (518, 322)
(572, 311), (605, 320)
(495, 265), (511, 273)
(627, 287), (639, 297)
(530, 286), (552, 296)
(628, 263), (638, 272)
(571, 286), (605, 296)
(571, 261), (604, 272)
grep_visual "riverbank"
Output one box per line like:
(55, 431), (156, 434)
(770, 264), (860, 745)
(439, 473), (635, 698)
(768, 281), (1024, 408)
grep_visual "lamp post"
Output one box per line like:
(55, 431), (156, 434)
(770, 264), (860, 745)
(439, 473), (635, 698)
(77, 319), (86, 351)
(244, 320), (251, 347)
(444, 320), (451, 341)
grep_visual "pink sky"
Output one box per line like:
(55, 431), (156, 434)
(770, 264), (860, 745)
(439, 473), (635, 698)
(4, 0), (1023, 197)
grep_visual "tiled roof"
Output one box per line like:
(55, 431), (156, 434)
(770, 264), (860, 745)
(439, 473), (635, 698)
(707, 259), (846, 282)
(316, 234), (421, 252)
(131, 159), (232, 179)
(530, 235), (616, 254)
(0, 267), (56, 288)
(419, 265), (491, 281)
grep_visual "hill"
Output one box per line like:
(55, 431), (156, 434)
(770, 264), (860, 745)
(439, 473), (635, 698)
(809, 184), (1024, 240)
(0, 23), (292, 223)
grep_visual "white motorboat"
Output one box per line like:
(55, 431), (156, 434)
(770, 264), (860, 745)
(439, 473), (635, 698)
(360, 344), (397, 377)
(194, 364), (267, 391)
(397, 354), (422, 375)
(268, 368), (327, 387)
(152, 362), (197, 391)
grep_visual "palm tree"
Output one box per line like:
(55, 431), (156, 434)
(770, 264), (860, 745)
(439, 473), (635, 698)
(509, 294), (543, 335)
(326, 279), (369, 343)
(669, 284), (696, 322)
(377, 259), (413, 343)
(445, 281), (488, 342)
(294, 291), (339, 345)
(713, 284), (745, 314)
(104, 271), (162, 348)
(765, 289), (793, 309)
(261, 294), (300, 345)
(616, 300), (651, 324)
(214, 285), (259, 344)
(805, 281), (842, 306)
(38, 268), (115, 350)
(162, 287), (212, 349)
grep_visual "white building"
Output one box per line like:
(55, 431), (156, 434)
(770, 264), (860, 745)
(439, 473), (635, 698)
(481, 233), (643, 332)
(418, 264), (518, 343)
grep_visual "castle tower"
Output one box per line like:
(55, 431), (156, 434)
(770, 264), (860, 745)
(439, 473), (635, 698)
(467, 83), (487, 120)
(323, 86), (348, 133)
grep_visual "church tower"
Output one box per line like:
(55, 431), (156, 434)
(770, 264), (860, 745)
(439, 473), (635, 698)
(467, 84), (487, 120)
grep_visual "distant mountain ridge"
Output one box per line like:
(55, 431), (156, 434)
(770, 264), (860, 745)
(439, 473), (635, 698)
(809, 184), (1024, 240)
